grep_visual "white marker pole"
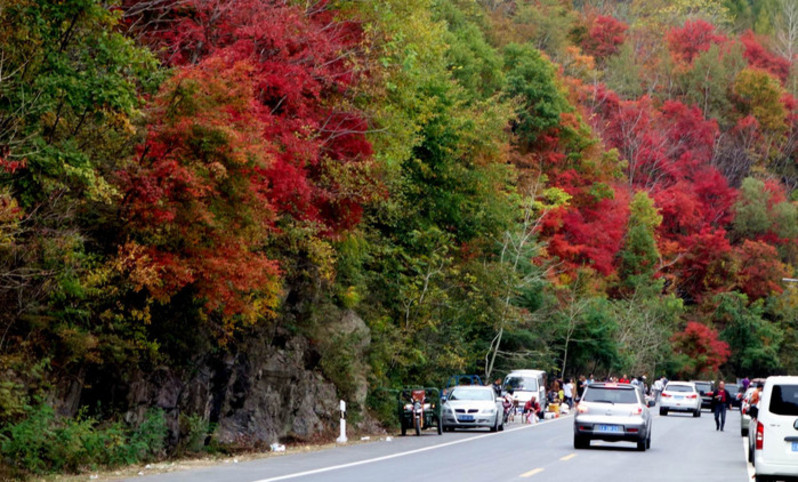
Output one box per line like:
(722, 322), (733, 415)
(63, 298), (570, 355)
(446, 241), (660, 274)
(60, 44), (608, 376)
(336, 400), (348, 443)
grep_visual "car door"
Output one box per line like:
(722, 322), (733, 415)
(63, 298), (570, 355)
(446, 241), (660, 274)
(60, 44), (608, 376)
(760, 380), (798, 467)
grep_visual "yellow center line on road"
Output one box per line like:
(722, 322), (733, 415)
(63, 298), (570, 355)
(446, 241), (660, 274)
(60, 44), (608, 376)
(560, 453), (577, 461)
(520, 468), (544, 478)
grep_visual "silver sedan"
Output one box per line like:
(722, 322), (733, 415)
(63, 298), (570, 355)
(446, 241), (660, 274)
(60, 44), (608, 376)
(442, 386), (504, 432)
(574, 382), (653, 451)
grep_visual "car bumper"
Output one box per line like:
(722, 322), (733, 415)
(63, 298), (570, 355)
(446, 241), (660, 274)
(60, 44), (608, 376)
(574, 416), (648, 442)
(660, 399), (700, 411)
(753, 454), (798, 477)
(443, 413), (497, 428)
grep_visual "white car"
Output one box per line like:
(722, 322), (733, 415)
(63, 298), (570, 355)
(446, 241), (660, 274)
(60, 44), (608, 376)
(441, 386), (504, 432)
(659, 381), (701, 417)
(751, 376), (798, 481)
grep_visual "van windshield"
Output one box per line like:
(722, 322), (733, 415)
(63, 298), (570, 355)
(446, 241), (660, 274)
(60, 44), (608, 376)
(769, 385), (798, 416)
(505, 376), (538, 392)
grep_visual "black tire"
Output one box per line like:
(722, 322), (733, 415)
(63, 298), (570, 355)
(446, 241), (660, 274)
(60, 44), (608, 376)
(659, 407), (668, 416)
(755, 476), (772, 482)
(574, 435), (589, 449)
(693, 409), (700, 418)
(498, 419), (504, 432)
(749, 445), (754, 463)
(637, 439), (647, 451)
(401, 422), (407, 436)
(490, 417), (498, 432)
(436, 416), (443, 435)
(414, 416), (421, 436)
(646, 433), (651, 449)
(741, 427), (748, 437)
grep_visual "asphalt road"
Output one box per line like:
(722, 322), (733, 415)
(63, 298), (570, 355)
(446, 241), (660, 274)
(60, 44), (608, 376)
(130, 408), (751, 482)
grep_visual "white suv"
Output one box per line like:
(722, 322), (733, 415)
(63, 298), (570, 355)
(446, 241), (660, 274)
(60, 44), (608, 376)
(752, 376), (798, 481)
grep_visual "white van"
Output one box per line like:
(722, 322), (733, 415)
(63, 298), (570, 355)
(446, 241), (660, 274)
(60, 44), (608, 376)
(752, 376), (798, 481)
(503, 370), (547, 409)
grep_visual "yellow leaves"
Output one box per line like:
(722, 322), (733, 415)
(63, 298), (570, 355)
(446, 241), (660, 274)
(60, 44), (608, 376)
(0, 189), (22, 249)
(733, 68), (788, 133)
(307, 237), (336, 284)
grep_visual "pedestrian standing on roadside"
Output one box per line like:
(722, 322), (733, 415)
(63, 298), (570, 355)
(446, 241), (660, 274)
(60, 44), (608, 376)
(741, 376), (750, 392)
(563, 378), (574, 409)
(711, 380), (733, 431)
(491, 378), (502, 397)
(652, 377), (663, 404)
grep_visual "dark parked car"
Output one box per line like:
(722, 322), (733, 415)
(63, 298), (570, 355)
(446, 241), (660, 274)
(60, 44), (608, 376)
(726, 383), (744, 409)
(691, 380), (714, 410)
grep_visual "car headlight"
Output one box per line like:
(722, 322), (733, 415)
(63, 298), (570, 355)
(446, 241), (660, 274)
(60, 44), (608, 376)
(482, 408), (496, 414)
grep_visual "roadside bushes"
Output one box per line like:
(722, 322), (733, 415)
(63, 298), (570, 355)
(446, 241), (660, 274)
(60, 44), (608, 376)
(0, 404), (167, 475)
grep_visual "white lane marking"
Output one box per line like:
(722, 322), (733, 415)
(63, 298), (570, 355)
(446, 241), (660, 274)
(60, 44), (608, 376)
(744, 436), (755, 479)
(560, 453), (577, 461)
(252, 417), (570, 482)
(520, 468), (544, 478)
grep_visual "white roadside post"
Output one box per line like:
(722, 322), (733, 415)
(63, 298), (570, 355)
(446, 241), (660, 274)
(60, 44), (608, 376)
(336, 400), (348, 443)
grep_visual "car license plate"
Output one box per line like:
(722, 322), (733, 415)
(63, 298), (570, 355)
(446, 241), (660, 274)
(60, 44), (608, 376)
(792, 442), (798, 452)
(597, 424), (620, 433)
(675, 395), (683, 400)
(458, 415), (474, 422)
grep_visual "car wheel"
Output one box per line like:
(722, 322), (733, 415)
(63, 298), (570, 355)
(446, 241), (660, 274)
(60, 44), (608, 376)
(637, 438), (647, 451)
(693, 409), (700, 417)
(574, 435), (589, 449)
(755, 476), (772, 482)
(498, 419), (504, 432)
(490, 416), (498, 432)
(741, 427), (748, 437)
(646, 433), (651, 449)
(659, 407), (668, 416)
(749, 445), (754, 464)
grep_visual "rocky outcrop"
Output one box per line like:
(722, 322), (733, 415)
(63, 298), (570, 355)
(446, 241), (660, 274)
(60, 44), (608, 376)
(123, 309), (373, 447)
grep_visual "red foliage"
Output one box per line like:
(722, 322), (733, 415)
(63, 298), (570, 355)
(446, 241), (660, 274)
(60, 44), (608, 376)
(123, 0), (375, 233)
(544, 185), (630, 275)
(666, 20), (727, 64)
(582, 15), (628, 59)
(740, 31), (790, 84)
(734, 240), (789, 300)
(671, 321), (731, 376)
(675, 227), (735, 302)
(119, 59), (282, 325)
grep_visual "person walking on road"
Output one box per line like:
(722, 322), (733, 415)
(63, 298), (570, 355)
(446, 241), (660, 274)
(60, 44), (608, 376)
(711, 381), (732, 431)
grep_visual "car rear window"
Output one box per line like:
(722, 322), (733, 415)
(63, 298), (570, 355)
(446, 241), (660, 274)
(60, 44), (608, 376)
(583, 387), (638, 404)
(769, 385), (798, 416)
(665, 385), (693, 393)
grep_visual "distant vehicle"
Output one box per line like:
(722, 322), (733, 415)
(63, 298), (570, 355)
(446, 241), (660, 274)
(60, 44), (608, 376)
(726, 382), (743, 409)
(397, 387), (442, 436)
(573, 382), (652, 451)
(691, 380), (714, 410)
(441, 385), (504, 432)
(659, 381), (701, 417)
(503, 370), (547, 410)
(751, 376), (798, 481)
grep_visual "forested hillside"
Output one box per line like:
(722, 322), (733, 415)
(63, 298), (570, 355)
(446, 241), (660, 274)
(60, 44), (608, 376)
(1, 0), (797, 475)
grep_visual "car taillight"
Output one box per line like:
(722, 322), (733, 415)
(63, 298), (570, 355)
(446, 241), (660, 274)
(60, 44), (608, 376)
(686, 394), (697, 399)
(662, 393), (671, 398)
(755, 421), (764, 450)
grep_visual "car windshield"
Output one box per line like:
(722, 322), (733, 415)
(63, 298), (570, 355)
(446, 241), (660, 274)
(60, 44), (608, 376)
(769, 384), (798, 416)
(665, 385), (693, 393)
(505, 376), (539, 392)
(583, 387), (638, 404)
(449, 388), (493, 401)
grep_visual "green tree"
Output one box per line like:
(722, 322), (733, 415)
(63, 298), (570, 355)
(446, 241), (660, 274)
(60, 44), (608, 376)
(716, 292), (784, 375)
(618, 191), (662, 294)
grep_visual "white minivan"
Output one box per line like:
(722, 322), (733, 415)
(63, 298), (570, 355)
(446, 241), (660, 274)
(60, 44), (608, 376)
(752, 376), (798, 481)
(503, 370), (547, 409)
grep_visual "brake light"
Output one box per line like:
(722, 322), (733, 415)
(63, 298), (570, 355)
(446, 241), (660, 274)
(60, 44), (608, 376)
(686, 394), (697, 399)
(662, 393), (671, 398)
(756, 421), (764, 450)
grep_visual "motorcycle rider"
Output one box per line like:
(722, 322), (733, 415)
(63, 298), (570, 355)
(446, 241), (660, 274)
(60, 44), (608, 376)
(502, 387), (516, 423)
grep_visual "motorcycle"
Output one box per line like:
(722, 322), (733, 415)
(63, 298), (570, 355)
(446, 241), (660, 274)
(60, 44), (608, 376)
(398, 387), (442, 436)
